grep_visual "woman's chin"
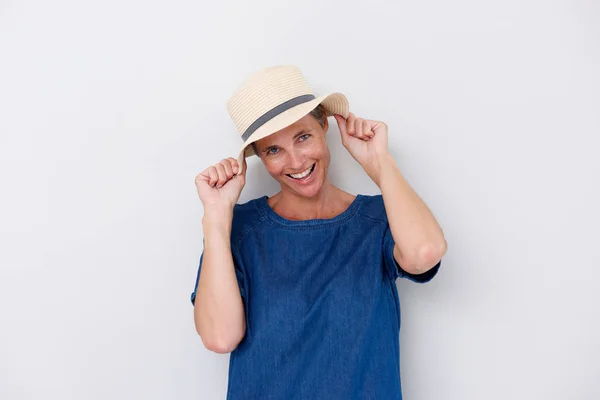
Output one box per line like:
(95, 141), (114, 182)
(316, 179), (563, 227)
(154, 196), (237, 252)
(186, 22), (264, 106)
(284, 180), (322, 197)
(296, 183), (322, 198)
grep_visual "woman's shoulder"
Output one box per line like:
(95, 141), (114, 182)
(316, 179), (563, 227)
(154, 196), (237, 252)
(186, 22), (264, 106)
(229, 196), (269, 250)
(233, 195), (264, 218)
(355, 193), (388, 224)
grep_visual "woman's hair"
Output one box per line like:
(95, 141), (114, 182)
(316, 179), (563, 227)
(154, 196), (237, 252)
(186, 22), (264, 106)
(309, 104), (327, 129)
(251, 104), (327, 157)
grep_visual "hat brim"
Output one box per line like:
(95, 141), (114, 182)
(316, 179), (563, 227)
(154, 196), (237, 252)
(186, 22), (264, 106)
(235, 92), (349, 172)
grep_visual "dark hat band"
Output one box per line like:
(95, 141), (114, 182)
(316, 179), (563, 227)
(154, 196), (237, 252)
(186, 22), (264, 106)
(241, 94), (316, 142)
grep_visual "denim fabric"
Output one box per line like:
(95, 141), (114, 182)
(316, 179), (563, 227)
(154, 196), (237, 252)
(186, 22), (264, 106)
(191, 194), (441, 399)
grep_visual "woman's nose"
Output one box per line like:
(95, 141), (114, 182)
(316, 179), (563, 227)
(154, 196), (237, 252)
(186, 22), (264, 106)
(286, 151), (305, 170)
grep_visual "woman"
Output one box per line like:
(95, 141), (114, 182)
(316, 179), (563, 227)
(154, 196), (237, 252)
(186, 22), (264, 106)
(191, 66), (447, 399)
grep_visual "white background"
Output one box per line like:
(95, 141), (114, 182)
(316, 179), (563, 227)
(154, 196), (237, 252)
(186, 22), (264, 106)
(1, 0), (599, 399)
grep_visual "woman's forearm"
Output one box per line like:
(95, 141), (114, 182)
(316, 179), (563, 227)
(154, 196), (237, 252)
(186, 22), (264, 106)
(194, 207), (246, 353)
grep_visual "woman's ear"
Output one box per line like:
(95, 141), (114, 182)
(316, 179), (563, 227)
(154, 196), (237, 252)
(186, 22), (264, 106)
(323, 116), (329, 134)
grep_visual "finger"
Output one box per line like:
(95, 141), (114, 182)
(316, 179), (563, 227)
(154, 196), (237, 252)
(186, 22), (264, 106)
(363, 120), (374, 139)
(227, 157), (239, 175)
(195, 172), (208, 187)
(334, 114), (349, 140)
(207, 167), (218, 187)
(346, 112), (356, 136)
(356, 118), (365, 139)
(215, 164), (228, 188)
(220, 159), (234, 178)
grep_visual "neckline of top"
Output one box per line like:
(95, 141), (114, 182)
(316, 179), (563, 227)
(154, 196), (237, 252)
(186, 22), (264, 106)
(255, 194), (364, 227)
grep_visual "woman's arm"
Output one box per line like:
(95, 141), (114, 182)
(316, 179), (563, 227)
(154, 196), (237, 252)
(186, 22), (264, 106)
(369, 152), (447, 274)
(334, 113), (446, 275)
(194, 206), (246, 353)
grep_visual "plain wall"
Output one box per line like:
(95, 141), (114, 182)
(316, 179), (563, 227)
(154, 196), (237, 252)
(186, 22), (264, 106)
(1, 0), (599, 399)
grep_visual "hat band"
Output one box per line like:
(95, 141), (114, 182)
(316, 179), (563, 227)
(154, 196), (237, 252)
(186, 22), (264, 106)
(241, 94), (316, 142)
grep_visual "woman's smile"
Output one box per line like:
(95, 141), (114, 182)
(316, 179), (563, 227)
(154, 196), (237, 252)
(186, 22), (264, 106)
(285, 162), (316, 185)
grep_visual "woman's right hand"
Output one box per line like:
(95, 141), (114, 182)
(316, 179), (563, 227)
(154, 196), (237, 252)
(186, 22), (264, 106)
(195, 157), (247, 210)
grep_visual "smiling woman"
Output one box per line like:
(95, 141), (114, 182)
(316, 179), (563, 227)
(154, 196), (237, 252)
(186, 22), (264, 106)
(191, 65), (445, 399)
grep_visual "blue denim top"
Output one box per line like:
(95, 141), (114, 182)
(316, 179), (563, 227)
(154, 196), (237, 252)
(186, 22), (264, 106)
(191, 194), (441, 399)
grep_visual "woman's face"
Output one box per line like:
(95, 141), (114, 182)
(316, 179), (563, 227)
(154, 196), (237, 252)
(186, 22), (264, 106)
(254, 113), (330, 198)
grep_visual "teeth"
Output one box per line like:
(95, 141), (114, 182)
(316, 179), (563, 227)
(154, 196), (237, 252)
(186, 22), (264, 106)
(290, 165), (313, 179)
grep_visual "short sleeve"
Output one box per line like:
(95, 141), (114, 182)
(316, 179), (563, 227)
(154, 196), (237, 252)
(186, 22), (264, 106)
(383, 223), (441, 283)
(190, 240), (247, 306)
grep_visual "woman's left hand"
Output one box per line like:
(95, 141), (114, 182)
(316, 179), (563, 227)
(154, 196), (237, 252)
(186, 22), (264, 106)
(334, 112), (390, 171)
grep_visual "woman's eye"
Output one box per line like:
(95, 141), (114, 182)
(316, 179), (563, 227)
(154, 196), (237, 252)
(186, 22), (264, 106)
(267, 148), (278, 155)
(299, 134), (310, 141)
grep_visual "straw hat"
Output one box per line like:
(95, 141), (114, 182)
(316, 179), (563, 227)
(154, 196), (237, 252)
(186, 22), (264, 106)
(227, 65), (350, 173)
